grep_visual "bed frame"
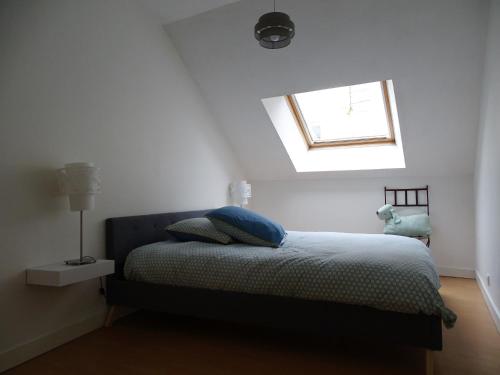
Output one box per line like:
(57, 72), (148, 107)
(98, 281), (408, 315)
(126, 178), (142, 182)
(105, 210), (442, 374)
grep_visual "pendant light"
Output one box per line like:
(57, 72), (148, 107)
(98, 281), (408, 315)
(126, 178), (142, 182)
(254, 0), (295, 49)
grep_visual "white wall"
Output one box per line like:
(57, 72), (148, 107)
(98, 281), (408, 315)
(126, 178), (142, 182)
(251, 175), (475, 277)
(0, 0), (242, 368)
(141, 0), (240, 24)
(475, 0), (500, 329)
(167, 0), (488, 180)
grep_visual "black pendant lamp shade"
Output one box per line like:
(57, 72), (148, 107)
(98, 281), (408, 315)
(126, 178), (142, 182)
(255, 11), (295, 49)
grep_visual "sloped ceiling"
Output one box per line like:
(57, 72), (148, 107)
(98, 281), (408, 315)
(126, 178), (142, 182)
(167, 0), (489, 180)
(140, 0), (240, 24)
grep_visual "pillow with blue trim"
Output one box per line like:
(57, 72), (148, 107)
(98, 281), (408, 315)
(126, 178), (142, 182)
(206, 206), (286, 248)
(166, 217), (232, 244)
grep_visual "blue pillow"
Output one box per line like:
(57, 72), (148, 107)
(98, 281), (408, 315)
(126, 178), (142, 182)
(206, 206), (286, 248)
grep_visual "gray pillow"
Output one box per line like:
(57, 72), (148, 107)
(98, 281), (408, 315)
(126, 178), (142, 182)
(166, 217), (232, 244)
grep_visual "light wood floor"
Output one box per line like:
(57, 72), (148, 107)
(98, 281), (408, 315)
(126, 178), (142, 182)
(5, 277), (500, 375)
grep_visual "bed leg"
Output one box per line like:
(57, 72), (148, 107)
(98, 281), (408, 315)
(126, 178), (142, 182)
(425, 350), (434, 375)
(104, 305), (117, 328)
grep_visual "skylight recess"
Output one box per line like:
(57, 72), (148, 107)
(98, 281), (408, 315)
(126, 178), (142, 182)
(287, 81), (395, 148)
(261, 79), (406, 173)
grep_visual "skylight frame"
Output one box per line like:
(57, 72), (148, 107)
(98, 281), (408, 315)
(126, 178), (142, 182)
(286, 80), (396, 149)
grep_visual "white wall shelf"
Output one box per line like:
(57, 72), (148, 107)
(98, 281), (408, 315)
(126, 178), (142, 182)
(26, 260), (114, 287)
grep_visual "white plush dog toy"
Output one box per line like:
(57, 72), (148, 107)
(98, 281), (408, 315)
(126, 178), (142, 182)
(376, 204), (432, 237)
(377, 204), (402, 223)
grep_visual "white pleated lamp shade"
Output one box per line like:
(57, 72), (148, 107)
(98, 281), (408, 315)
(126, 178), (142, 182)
(57, 162), (101, 211)
(230, 180), (252, 206)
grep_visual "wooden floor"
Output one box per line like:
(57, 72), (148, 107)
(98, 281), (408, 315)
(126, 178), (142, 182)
(6, 277), (500, 375)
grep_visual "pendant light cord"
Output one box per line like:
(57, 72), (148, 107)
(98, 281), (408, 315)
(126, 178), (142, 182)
(274, 0), (276, 12)
(348, 87), (353, 115)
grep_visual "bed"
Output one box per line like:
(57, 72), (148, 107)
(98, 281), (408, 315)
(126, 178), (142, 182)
(105, 209), (452, 374)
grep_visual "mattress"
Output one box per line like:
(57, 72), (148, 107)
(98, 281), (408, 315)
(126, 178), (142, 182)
(124, 230), (457, 327)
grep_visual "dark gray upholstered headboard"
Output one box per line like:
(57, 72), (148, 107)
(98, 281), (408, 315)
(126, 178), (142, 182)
(106, 210), (210, 278)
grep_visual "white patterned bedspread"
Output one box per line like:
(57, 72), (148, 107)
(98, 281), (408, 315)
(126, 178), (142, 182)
(124, 231), (457, 327)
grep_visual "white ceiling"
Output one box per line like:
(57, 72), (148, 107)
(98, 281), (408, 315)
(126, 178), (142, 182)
(167, 0), (489, 181)
(139, 0), (240, 24)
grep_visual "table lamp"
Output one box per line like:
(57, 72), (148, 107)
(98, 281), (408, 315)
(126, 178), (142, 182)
(57, 162), (101, 265)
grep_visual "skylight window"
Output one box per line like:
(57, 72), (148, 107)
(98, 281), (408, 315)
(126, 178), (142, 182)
(261, 79), (405, 172)
(287, 81), (395, 148)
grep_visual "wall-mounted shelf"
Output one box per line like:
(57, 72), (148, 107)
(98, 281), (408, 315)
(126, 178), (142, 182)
(26, 259), (114, 287)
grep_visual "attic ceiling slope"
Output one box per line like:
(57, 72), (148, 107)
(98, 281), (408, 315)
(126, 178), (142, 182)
(139, 0), (240, 24)
(167, 0), (488, 181)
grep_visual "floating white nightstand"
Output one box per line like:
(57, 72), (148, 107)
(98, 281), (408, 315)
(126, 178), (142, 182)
(26, 259), (114, 287)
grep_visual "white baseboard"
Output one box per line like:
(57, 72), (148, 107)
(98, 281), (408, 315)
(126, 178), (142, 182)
(0, 309), (106, 373)
(476, 271), (500, 334)
(438, 266), (476, 279)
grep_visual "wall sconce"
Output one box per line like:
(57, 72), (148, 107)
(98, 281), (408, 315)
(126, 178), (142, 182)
(230, 180), (252, 207)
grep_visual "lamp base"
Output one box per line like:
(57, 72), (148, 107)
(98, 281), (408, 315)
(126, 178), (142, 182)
(65, 256), (96, 266)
